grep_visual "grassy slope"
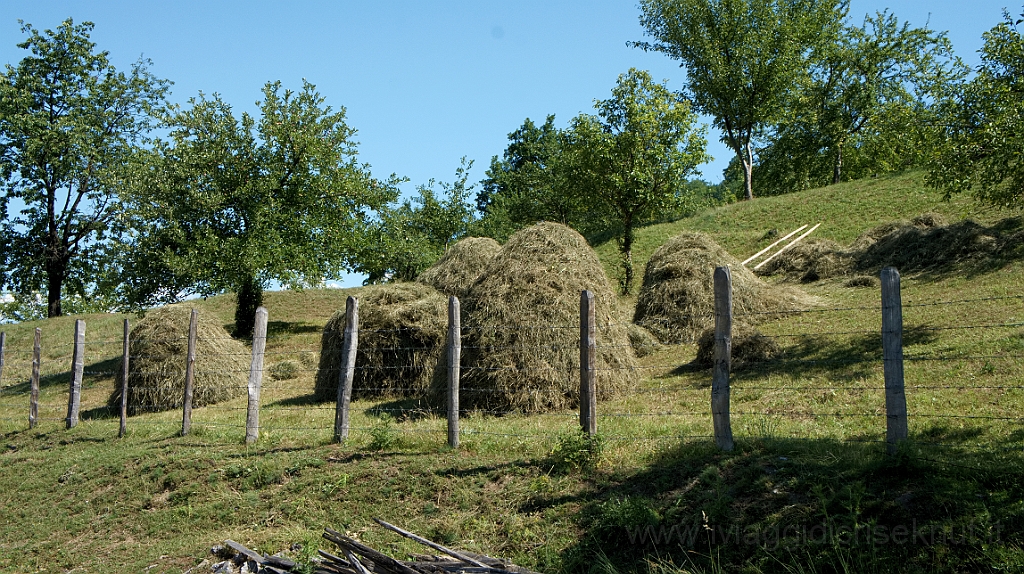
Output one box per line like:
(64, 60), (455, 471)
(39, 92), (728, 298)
(2, 171), (1024, 573)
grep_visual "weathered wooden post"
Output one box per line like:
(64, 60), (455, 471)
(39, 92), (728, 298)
(881, 267), (908, 453)
(334, 297), (359, 443)
(181, 309), (198, 436)
(447, 296), (461, 448)
(246, 307), (269, 444)
(119, 319), (130, 438)
(580, 290), (597, 436)
(712, 267), (735, 451)
(66, 319), (86, 429)
(0, 331), (6, 386)
(29, 328), (40, 429)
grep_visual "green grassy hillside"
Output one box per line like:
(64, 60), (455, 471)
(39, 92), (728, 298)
(1, 172), (1023, 574)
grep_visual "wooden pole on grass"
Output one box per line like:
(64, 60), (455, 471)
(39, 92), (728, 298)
(334, 297), (359, 443)
(246, 307), (269, 444)
(580, 290), (597, 436)
(29, 328), (40, 429)
(0, 332), (6, 387)
(881, 267), (908, 453)
(66, 319), (85, 429)
(712, 267), (735, 451)
(181, 309), (198, 436)
(447, 296), (461, 448)
(119, 319), (129, 438)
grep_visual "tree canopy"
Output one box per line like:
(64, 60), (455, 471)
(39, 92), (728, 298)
(0, 19), (169, 318)
(927, 10), (1024, 208)
(119, 81), (397, 336)
(635, 0), (845, 200)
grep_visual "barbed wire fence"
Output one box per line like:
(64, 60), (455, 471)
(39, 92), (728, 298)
(0, 265), (1022, 466)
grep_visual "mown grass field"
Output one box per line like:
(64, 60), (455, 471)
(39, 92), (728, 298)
(1, 171), (1024, 573)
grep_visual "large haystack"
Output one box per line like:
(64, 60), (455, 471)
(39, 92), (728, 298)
(109, 305), (249, 415)
(314, 283), (446, 402)
(633, 232), (808, 343)
(416, 237), (502, 297)
(433, 222), (639, 413)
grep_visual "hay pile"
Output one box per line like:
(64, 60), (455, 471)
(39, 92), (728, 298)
(753, 238), (853, 282)
(109, 305), (249, 415)
(433, 222), (639, 413)
(693, 324), (781, 370)
(314, 283), (447, 402)
(633, 232), (809, 343)
(416, 237), (502, 297)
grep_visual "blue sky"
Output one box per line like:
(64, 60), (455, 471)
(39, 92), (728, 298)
(1, 1), (1016, 287)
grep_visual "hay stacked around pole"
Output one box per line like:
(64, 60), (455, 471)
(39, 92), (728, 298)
(416, 237), (502, 297)
(313, 283), (447, 402)
(108, 305), (249, 416)
(693, 324), (781, 370)
(633, 231), (810, 344)
(431, 222), (639, 413)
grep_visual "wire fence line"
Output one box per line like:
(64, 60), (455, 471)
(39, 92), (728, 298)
(0, 266), (1020, 456)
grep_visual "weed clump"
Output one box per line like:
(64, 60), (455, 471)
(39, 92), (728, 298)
(633, 232), (810, 343)
(416, 236), (502, 297)
(314, 283), (446, 401)
(109, 305), (249, 415)
(432, 222), (639, 413)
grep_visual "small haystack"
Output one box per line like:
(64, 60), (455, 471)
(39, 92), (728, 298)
(314, 283), (446, 402)
(753, 238), (853, 282)
(693, 324), (781, 370)
(416, 237), (502, 297)
(854, 216), (1000, 272)
(628, 323), (660, 358)
(109, 305), (249, 415)
(633, 232), (808, 343)
(434, 222), (639, 413)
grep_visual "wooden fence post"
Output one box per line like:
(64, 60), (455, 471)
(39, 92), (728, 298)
(119, 319), (129, 438)
(0, 331), (6, 386)
(181, 309), (198, 437)
(29, 328), (40, 429)
(881, 267), (909, 452)
(447, 296), (461, 449)
(246, 307), (269, 444)
(66, 319), (86, 429)
(580, 290), (597, 436)
(712, 267), (735, 451)
(334, 297), (359, 443)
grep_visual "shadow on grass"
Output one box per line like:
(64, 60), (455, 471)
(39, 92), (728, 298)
(545, 430), (1024, 573)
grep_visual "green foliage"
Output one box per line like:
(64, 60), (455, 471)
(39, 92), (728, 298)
(567, 68), (709, 293)
(0, 19), (169, 318)
(117, 80), (398, 335)
(367, 414), (399, 451)
(756, 10), (965, 196)
(928, 10), (1024, 208)
(550, 428), (605, 472)
(635, 0), (845, 200)
(353, 158), (477, 283)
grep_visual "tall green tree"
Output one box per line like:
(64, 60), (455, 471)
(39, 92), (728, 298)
(353, 158), (477, 283)
(0, 19), (169, 317)
(569, 68), (709, 294)
(928, 10), (1024, 208)
(120, 81), (397, 337)
(635, 0), (845, 200)
(757, 10), (964, 195)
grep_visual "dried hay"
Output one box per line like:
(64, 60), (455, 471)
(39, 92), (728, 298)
(753, 239), (853, 282)
(844, 275), (879, 289)
(693, 324), (781, 370)
(108, 305), (249, 415)
(314, 283), (446, 402)
(854, 217), (1000, 272)
(416, 237), (502, 297)
(431, 222), (639, 413)
(633, 232), (809, 344)
(627, 323), (660, 358)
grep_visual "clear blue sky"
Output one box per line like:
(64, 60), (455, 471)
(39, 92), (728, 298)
(1, 1), (1016, 287)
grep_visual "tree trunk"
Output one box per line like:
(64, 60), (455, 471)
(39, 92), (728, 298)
(233, 276), (264, 339)
(742, 142), (754, 201)
(832, 143), (843, 185)
(619, 215), (635, 295)
(45, 257), (68, 318)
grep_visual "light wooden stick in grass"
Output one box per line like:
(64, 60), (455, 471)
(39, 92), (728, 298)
(741, 224), (808, 265)
(754, 222), (822, 270)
